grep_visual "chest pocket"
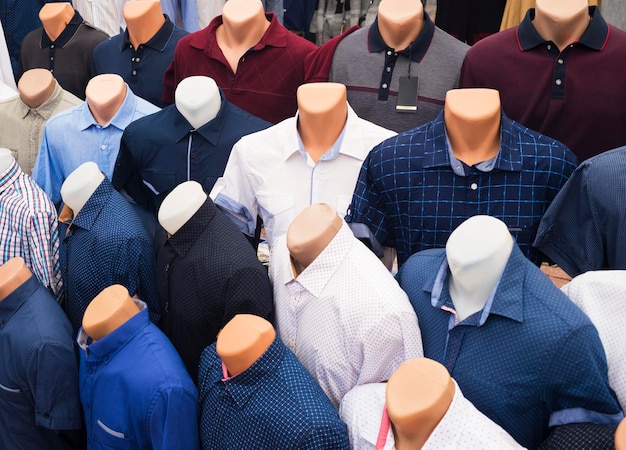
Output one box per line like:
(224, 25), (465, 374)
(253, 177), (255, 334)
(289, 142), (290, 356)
(141, 170), (177, 196)
(94, 419), (133, 450)
(0, 381), (32, 434)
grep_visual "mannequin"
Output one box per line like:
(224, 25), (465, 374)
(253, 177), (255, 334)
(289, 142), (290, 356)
(60, 161), (105, 217)
(39, 2), (75, 42)
(533, 0), (590, 51)
(0, 147), (14, 174)
(175, 76), (221, 130)
(158, 180), (207, 235)
(124, 1), (166, 51)
(617, 418), (626, 450)
(377, 0), (424, 52)
(85, 74), (128, 126)
(500, 0), (599, 31)
(0, 256), (33, 300)
(82, 284), (140, 341)
(18, 68), (56, 109)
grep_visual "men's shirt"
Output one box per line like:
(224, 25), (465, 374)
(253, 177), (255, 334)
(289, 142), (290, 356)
(309, 0), (378, 45)
(58, 178), (160, 333)
(162, 13), (316, 124)
(92, 15), (188, 108)
(198, 0), (284, 28)
(269, 222), (423, 408)
(211, 105), (395, 246)
(0, 81), (81, 175)
(0, 275), (81, 450)
(0, 161), (62, 299)
(156, 198), (274, 382)
(339, 381), (523, 449)
(32, 86), (159, 205)
(18, 10), (109, 99)
(198, 338), (350, 449)
(397, 246), (623, 449)
(0, 19), (16, 91)
(537, 423), (617, 450)
(533, 146), (626, 277)
(113, 92), (270, 216)
(460, 7), (626, 162)
(346, 110), (577, 267)
(77, 300), (199, 450)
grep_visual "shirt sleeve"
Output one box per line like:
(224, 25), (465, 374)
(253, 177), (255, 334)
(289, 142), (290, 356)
(26, 212), (63, 301)
(161, 58), (178, 105)
(112, 131), (155, 213)
(148, 386), (200, 450)
(297, 423), (350, 450)
(32, 127), (65, 205)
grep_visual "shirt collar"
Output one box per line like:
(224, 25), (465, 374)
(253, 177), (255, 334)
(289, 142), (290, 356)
(60, 177), (114, 232)
(367, 11), (435, 62)
(0, 159), (22, 195)
(41, 9), (83, 48)
(18, 80), (64, 120)
(517, 6), (608, 51)
(120, 14), (176, 52)
(171, 89), (228, 144)
(77, 85), (138, 131)
(167, 197), (218, 258)
(0, 275), (39, 329)
(76, 299), (150, 364)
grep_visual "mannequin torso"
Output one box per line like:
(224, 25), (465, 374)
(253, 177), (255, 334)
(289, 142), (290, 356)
(377, 0), (424, 51)
(82, 284), (140, 341)
(85, 74), (128, 125)
(39, 2), (75, 42)
(533, 0), (590, 51)
(60, 162), (105, 217)
(124, 1), (166, 51)
(0, 257), (33, 301)
(0, 148), (14, 174)
(158, 180), (207, 236)
(175, 76), (221, 129)
(18, 69), (55, 109)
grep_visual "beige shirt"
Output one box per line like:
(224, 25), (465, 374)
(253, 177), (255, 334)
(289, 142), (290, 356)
(0, 82), (81, 175)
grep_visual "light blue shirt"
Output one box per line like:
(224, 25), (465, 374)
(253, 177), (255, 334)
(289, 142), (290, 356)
(161, 0), (200, 32)
(32, 85), (159, 205)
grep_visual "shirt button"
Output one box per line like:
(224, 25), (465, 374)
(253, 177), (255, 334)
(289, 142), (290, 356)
(547, 44), (551, 50)
(50, 44), (55, 49)
(555, 79), (562, 86)
(85, 403), (90, 409)
(50, 56), (54, 61)
(387, 50), (392, 55)
(100, 145), (107, 150)
(132, 70), (137, 76)
(382, 83), (388, 89)
(557, 58), (564, 64)
(135, 57), (140, 62)
(386, 66), (391, 72)
(470, 183), (478, 190)
(43, 412), (50, 418)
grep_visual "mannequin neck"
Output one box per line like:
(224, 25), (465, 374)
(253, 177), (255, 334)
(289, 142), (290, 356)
(82, 285), (141, 341)
(39, 2), (75, 42)
(60, 162), (105, 217)
(85, 76), (127, 125)
(533, 0), (590, 51)
(217, 315), (275, 377)
(0, 148), (15, 174)
(377, 0), (424, 51)
(158, 181), (207, 236)
(0, 258), (33, 302)
(124, 1), (166, 50)
(18, 69), (56, 109)
(175, 77), (222, 129)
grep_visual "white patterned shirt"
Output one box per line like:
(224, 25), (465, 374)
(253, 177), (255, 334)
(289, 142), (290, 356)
(269, 221), (423, 408)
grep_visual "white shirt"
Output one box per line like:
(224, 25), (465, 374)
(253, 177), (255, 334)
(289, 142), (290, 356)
(211, 105), (396, 246)
(0, 82), (17, 101)
(0, 20), (16, 91)
(340, 381), (524, 450)
(269, 222), (423, 408)
(561, 271), (626, 411)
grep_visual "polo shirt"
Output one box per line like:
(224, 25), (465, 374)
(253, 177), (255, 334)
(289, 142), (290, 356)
(112, 91), (270, 216)
(0, 275), (81, 450)
(156, 197), (274, 382)
(162, 13), (317, 124)
(32, 86), (159, 205)
(533, 146), (626, 277)
(77, 300), (199, 450)
(460, 7), (626, 162)
(18, 10), (109, 99)
(346, 110), (578, 267)
(198, 338), (350, 449)
(59, 178), (160, 334)
(211, 104), (395, 246)
(92, 15), (188, 108)
(435, 0), (507, 45)
(397, 246), (623, 449)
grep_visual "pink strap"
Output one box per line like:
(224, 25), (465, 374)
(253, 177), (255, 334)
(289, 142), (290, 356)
(375, 404), (391, 450)
(221, 361), (230, 382)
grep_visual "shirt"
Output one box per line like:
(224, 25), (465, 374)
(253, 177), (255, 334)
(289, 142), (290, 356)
(77, 299), (199, 450)
(112, 92), (270, 216)
(156, 197), (274, 382)
(346, 110), (578, 267)
(397, 246), (623, 449)
(198, 338), (350, 449)
(460, 7), (626, 162)
(162, 13), (316, 124)
(198, 0), (285, 28)
(435, 0), (506, 45)
(339, 381), (523, 449)
(211, 105), (395, 246)
(0, 275), (81, 450)
(59, 178), (160, 333)
(269, 222), (423, 408)
(0, 19), (16, 91)
(0, 160), (62, 299)
(533, 146), (626, 277)
(538, 422), (617, 450)
(18, 10), (109, 99)
(32, 86), (159, 205)
(92, 15), (188, 108)
(0, 80), (81, 175)
(309, 0), (379, 45)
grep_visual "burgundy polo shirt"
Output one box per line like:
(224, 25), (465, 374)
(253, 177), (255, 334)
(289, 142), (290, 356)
(162, 13), (316, 124)
(460, 7), (626, 162)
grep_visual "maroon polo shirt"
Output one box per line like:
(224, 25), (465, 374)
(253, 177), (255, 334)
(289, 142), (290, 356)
(460, 7), (626, 162)
(162, 13), (316, 124)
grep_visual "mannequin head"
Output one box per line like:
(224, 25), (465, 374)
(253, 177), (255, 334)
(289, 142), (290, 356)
(533, 0), (590, 50)
(82, 284), (141, 341)
(123, 1), (166, 50)
(158, 181), (207, 236)
(0, 148), (15, 174)
(0, 257), (33, 302)
(222, 0), (265, 23)
(616, 418), (626, 450)
(377, 0), (424, 51)
(535, 0), (588, 21)
(175, 76), (221, 129)
(60, 162), (105, 216)
(18, 68), (56, 109)
(39, 2), (75, 42)
(85, 74), (127, 126)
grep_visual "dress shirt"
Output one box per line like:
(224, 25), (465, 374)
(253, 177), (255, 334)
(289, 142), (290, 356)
(32, 86), (159, 205)
(211, 105), (395, 246)
(339, 381), (523, 449)
(269, 222), (423, 408)
(397, 246), (623, 449)
(533, 146), (626, 277)
(156, 197), (274, 382)
(197, 0), (284, 28)
(460, 7), (626, 162)
(162, 13), (316, 124)
(0, 19), (16, 91)
(0, 160), (62, 299)
(18, 10), (109, 99)
(92, 15), (188, 108)
(198, 338), (350, 449)
(0, 81), (81, 175)
(346, 110), (577, 267)
(0, 275), (81, 450)
(113, 92), (270, 215)
(77, 299), (199, 450)
(538, 423), (617, 450)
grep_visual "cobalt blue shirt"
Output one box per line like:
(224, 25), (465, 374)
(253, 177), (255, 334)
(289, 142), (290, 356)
(59, 178), (160, 333)
(346, 110), (578, 267)
(198, 337), (350, 450)
(397, 245), (623, 449)
(92, 15), (188, 108)
(0, 275), (82, 450)
(77, 300), (199, 450)
(112, 91), (270, 215)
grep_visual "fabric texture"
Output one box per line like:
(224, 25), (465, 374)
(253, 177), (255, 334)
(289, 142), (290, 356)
(309, 0), (379, 45)
(0, 19), (16, 91)
(537, 422), (616, 450)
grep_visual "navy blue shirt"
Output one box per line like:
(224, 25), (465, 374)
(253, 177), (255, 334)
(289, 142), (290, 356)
(92, 15), (187, 108)
(0, 275), (82, 450)
(398, 246), (623, 449)
(112, 91), (270, 216)
(59, 178), (160, 333)
(198, 337), (350, 449)
(346, 110), (577, 266)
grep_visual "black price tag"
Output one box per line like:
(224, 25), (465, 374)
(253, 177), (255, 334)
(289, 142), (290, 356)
(396, 76), (418, 112)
